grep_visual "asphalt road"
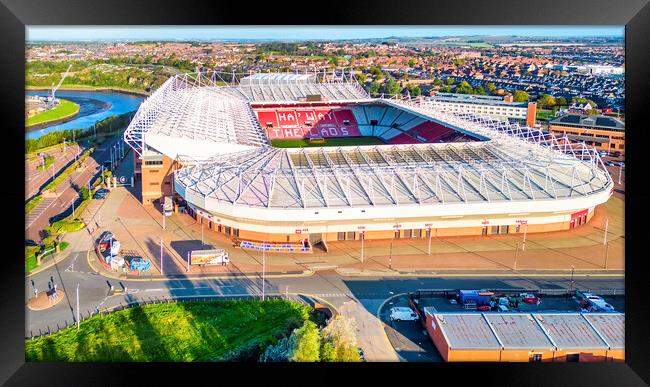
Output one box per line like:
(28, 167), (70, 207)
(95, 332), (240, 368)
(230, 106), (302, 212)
(24, 248), (625, 338)
(25, 136), (126, 243)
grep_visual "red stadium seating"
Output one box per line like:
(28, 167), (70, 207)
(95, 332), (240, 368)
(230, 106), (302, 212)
(387, 132), (419, 144)
(255, 105), (361, 140)
(408, 121), (454, 142)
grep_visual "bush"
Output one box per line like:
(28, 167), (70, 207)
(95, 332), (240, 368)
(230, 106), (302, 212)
(287, 320), (320, 362)
(80, 187), (90, 200)
(45, 219), (85, 235)
(320, 316), (361, 362)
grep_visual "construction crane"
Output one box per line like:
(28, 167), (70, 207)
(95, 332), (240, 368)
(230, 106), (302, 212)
(49, 64), (72, 107)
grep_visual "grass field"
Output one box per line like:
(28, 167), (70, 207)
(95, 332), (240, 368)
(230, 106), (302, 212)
(270, 136), (385, 148)
(25, 300), (312, 362)
(26, 99), (80, 127)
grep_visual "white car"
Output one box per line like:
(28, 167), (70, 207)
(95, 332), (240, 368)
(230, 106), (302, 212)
(389, 307), (419, 322)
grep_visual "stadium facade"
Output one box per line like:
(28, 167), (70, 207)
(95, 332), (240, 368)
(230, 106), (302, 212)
(124, 71), (613, 250)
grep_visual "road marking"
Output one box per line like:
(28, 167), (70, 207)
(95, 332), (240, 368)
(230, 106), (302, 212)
(169, 287), (186, 290)
(145, 288), (163, 292)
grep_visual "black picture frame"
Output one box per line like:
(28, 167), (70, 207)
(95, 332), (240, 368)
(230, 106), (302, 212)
(2, 0), (649, 385)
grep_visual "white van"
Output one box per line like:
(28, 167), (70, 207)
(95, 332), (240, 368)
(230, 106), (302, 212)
(389, 307), (419, 322)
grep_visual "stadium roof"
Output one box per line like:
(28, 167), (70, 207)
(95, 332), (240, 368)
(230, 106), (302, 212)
(125, 71), (370, 158)
(126, 72), (612, 221)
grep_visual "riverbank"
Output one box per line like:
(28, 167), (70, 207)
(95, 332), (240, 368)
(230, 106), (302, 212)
(26, 99), (80, 130)
(26, 85), (150, 97)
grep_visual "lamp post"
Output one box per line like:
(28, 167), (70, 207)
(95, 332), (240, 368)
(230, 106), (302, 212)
(201, 221), (204, 248)
(514, 242), (519, 271)
(570, 265), (575, 294)
(360, 231), (364, 263)
(603, 218), (609, 245)
(604, 241), (609, 269)
(73, 130), (77, 162)
(160, 239), (164, 276)
(262, 243), (266, 301)
(427, 227), (432, 256)
(618, 164), (622, 185)
(71, 198), (75, 219)
(389, 242), (393, 270)
(76, 283), (80, 330)
(522, 224), (528, 251)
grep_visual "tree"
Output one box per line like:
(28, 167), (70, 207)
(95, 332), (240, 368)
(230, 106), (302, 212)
(259, 337), (290, 362)
(355, 73), (366, 84)
(380, 78), (401, 96)
(408, 59), (417, 67)
(320, 316), (361, 362)
(287, 321), (320, 362)
(367, 81), (381, 95)
(410, 86), (422, 96)
(513, 90), (529, 102)
(556, 96), (568, 107)
(486, 82), (497, 94)
(537, 94), (556, 109)
(455, 81), (474, 94)
(445, 77), (455, 85)
(473, 85), (486, 95)
(433, 78), (442, 86)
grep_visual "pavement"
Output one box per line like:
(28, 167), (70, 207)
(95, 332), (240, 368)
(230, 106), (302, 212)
(25, 144), (83, 200)
(25, 135), (125, 243)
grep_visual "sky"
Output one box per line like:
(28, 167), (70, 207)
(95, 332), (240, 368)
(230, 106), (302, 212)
(26, 26), (624, 42)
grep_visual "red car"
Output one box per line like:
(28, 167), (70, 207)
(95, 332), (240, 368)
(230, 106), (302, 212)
(520, 293), (540, 304)
(477, 305), (491, 311)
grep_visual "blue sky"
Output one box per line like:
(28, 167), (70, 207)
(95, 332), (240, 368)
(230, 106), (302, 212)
(26, 26), (624, 42)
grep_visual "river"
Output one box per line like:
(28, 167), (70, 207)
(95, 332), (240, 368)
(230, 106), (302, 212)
(25, 90), (145, 140)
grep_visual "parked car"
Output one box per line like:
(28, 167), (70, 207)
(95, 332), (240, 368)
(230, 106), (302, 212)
(93, 188), (110, 199)
(97, 231), (114, 252)
(605, 161), (616, 167)
(610, 151), (621, 157)
(520, 293), (540, 304)
(389, 307), (419, 322)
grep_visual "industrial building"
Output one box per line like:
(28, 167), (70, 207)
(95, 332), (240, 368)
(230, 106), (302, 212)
(424, 310), (624, 362)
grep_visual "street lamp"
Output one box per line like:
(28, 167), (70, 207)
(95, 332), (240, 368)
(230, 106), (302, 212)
(522, 224), (528, 251)
(76, 283), (80, 330)
(360, 231), (364, 263)
(160, 239), (164, 276)
(514, 242), (519, 271)
(603, 218), (609, 245)
(201, 221), (204, 248)
(604, 241), (609, 269)
(71, 198), (75, 219)
(389, 242), (393, 270)
(427, 227), (432, 256)
(618, 164), (623, 185)
(262, 242), (266, 301)
(569, 265), (575, 294)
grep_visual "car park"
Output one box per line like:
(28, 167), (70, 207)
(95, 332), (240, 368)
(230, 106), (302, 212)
(389, 307), (419, 322)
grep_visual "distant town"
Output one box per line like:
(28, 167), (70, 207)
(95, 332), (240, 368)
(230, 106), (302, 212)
(26, 36), (624, 111)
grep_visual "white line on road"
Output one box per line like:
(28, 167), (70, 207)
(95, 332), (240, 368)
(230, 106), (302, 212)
(145, 288), (163, 292)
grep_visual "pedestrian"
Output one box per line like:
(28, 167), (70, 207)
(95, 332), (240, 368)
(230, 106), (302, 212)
(48, 281), (52, 290)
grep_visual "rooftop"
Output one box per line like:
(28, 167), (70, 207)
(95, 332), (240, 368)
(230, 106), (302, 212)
(550, 114), (625, 131)
(583, 313), (625, 349)
(484, 314), (555, 350)
(534, 314), (609, 350)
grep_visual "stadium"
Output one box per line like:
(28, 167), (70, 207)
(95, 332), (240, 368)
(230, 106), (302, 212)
(124, 71), (613, 252)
